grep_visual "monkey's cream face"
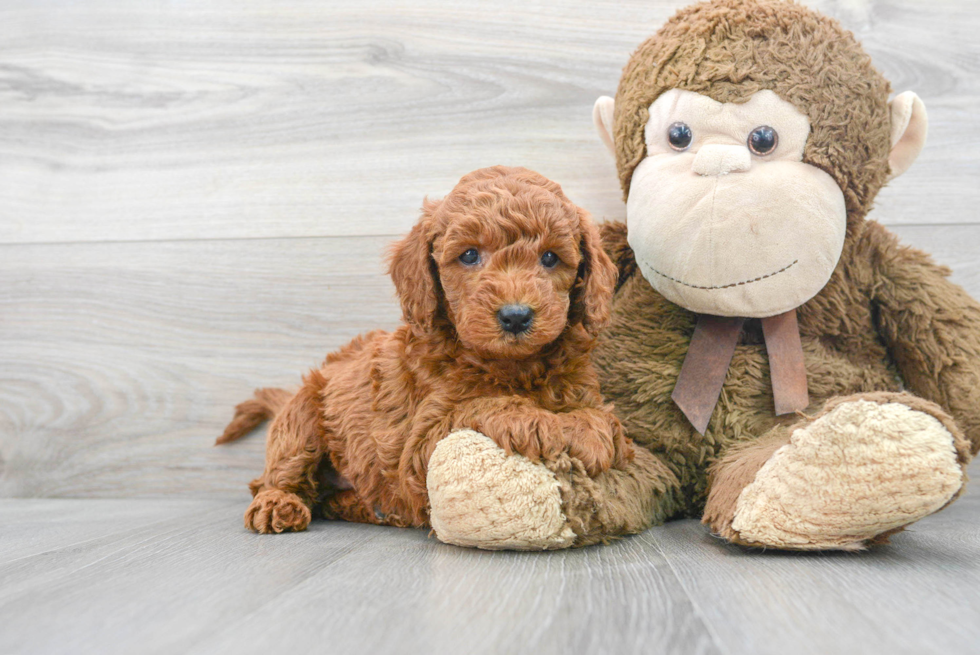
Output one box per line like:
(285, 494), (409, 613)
(626, 89), (847, 317)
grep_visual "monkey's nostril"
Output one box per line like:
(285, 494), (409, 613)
(497, 304), (534, 335)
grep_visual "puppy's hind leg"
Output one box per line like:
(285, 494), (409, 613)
(245, 372), (327, 534)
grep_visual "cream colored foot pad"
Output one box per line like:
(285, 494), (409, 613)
(427, 429), (576, 550)
(732, 400), (963, 550)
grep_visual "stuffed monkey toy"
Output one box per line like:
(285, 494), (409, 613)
(425, 0), (980, 550)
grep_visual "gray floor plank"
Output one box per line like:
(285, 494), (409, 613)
(189, 525), (721, 655)
(3, 225), (980, 499)
(0, 236), (401, 499)
(0, 0), (977, 246)
(0, 498), (220, 565)
(0, 500), (384, 655)
(648, 462), (980, 655)
(0, 498), (720, 655)
(2, 476), (979, 655)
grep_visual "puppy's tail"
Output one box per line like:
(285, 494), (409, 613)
(215, 387), (293, 445)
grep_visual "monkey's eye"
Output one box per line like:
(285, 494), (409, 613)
(458, 248), (480, 265)
(667, 122), (693, 151)
(748, 126), (778, 155)
(540, 251), (560, 268)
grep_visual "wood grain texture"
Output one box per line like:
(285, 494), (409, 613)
(2, 2), (980, 653)
(191, 521), (721, 655)
(650, 482), (980, 655)
(1, 1), (978, 499)
(0, 236), (401, 497)
(0, 478), (978, 655)
(0, 500), (382, 655)
(0, 498), (720, 655)
(2, 225), (979, 498)
(0, 498), (214, 565)
(0, 0), (977, 247)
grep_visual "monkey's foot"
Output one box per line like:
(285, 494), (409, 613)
(245, 489), (312, 534)
(427, 429), (576, 550)
(427, 429), (682, 550)
(729, 395), (968, 550)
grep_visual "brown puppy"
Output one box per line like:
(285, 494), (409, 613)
(219, 166), (633, 533)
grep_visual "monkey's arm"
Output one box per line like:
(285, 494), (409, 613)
(865, 222), (980, 455)
(598, 220), (638, 291)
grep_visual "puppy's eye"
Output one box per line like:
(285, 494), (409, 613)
(458, 248), (480, 265)
(540, 251), (560, 268)
(667, 122), (693, 151)
(748, 126), (778, 155)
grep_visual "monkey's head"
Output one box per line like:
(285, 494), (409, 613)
(593, 0), (928, 317)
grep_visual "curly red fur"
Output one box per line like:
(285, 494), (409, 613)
(221, 166), (633, 533)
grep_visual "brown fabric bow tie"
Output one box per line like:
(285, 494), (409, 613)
(671, 309), (809, 434)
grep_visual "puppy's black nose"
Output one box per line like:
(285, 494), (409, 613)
(497, 304), (534, 334)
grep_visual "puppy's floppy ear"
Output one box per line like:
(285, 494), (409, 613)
(568, 209), (618, 338)
(388, 200), (442, 334)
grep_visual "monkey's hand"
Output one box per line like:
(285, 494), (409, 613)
(868, 222), (980, 456)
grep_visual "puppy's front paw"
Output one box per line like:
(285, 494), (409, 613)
(245, 489), (312, 534)
(476, 411), (565, 464)
(565, 411), (634, 477)
(567, 437), (613, 477)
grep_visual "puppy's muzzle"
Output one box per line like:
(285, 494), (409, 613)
(497, 304), (534, 335)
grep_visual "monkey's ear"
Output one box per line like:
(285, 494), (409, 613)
(887, 91), (928, 181)
(388, 202), (441, 335)
(593, 96), (617, 157)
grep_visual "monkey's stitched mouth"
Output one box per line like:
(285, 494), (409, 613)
(641, 259), (799, 290)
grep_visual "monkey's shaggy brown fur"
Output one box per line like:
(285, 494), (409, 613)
(592, 219), (980, 521)
(573, 0), (980, 536)
(220, 166), (632, 533)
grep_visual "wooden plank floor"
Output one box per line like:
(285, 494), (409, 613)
(1, 0), (979, 498)
(2, 0), (980, 653)
(1, 479), (979, 655)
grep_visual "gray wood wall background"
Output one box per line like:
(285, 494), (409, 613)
(2, 0), (979, 499)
